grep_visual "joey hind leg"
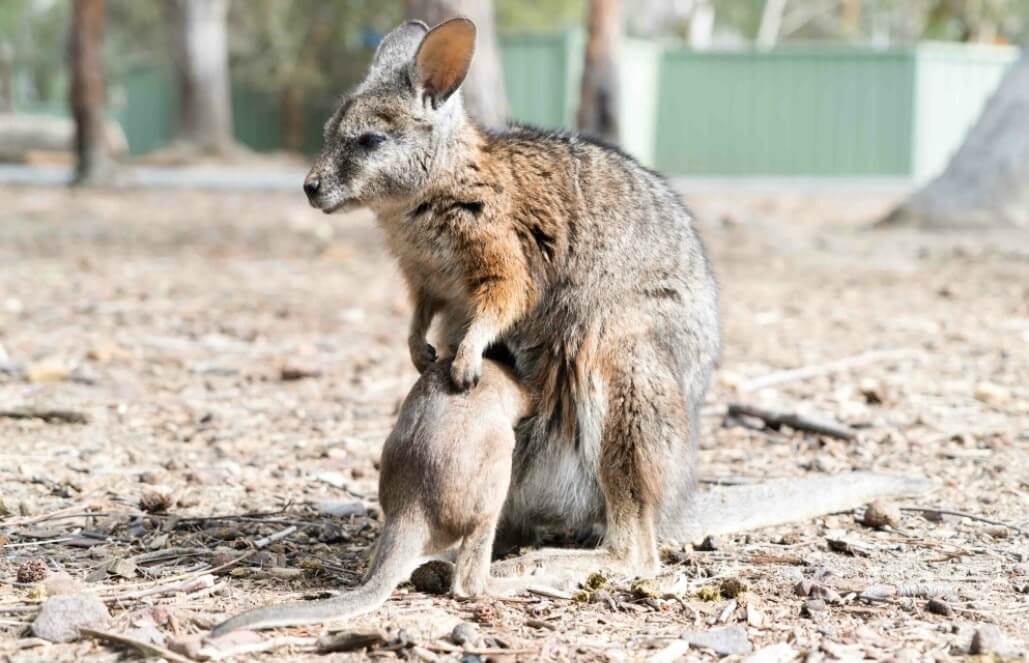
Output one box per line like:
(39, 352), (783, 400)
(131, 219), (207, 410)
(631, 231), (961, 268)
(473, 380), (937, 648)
(451, 523), (495, 597)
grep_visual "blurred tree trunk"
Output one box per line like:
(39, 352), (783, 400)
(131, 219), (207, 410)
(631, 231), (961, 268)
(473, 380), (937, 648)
(577, 0), (620, 144)
(0, 42), (13, 113)
(404, 0), (508, 128)
(882, 53), (1029, 229)
(841, 0), (861, 37)
(281, 5), (336, 152)
(687, 1), (715, 50)
(757, 0), (787, 48)
(165, 0), (238, 156)
(69, 0), (115, 185)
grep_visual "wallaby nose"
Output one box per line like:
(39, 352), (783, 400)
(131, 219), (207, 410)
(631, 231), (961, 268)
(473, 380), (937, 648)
(303, 174), (321, 201)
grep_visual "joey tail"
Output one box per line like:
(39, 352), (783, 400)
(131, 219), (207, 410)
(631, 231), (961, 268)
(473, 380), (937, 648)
(675, 471), (934, 545)
(210, 520), (427, 636)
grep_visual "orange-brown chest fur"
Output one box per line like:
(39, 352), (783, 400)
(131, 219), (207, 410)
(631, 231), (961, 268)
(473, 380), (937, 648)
(378, 131), (573, 328)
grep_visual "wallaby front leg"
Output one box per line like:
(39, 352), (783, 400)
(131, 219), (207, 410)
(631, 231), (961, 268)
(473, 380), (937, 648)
(408, 295), (439, 373)
(450, 272), (530, 389)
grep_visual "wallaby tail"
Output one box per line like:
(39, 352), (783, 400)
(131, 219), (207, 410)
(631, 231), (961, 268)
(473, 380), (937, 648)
(673, 471), (934, 545)
(210, 520), (426, 636)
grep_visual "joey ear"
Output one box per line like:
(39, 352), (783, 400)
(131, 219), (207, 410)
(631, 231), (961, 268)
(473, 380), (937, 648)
(412, 18), (476, 108)
(372, 20), (429, 72)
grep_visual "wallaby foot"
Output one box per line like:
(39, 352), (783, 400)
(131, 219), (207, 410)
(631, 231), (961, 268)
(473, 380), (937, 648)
(451, 524), (494, 597)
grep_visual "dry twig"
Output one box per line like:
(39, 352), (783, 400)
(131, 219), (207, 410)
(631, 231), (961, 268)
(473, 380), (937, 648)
(727, 402), (857, 440)
(900, 507), (1024, 537)
(737, 349), (920, 392)
(80, 628), (193, 663)
(0, 408), (90, 424)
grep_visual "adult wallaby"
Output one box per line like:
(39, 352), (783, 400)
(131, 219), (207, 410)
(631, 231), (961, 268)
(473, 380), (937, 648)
(215, 17), (929, 632)
(299, 16), (721, 576)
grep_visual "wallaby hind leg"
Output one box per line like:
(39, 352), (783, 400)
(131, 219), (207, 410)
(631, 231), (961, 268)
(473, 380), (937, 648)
(451, 522), (495, 597)
(494, 354), (685, 582)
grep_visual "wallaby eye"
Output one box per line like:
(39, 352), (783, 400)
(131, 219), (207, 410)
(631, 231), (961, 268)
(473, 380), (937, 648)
(357, 132), (387, 149)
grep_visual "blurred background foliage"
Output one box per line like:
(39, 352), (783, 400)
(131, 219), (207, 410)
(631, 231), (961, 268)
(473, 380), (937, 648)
(3, 0), (1026, 110)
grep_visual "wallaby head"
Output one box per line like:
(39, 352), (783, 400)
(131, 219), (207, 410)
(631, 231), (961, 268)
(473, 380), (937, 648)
(303, 18), (477, 214)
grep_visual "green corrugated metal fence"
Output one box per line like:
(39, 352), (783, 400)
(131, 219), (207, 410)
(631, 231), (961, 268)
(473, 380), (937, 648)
(9, 34), (1018, 179)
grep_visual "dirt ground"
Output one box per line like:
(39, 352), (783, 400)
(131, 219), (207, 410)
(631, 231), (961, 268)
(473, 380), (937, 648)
(1, 183), (1027, 662)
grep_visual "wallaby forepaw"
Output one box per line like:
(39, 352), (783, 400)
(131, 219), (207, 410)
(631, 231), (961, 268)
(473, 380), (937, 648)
(450, 351), (481, 390)
(410, 341), (437, 373)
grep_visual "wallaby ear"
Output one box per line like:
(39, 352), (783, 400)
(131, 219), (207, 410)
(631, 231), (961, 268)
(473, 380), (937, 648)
(372, 20), (429, 72)
(412, 18), (476, 108)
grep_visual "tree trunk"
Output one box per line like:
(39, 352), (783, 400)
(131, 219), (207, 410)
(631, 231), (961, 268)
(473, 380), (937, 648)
(280, 5), (337, 153)
(0, 42), (13, 113)
(882, 52), (1029, 229)
(687, 1), (716, 50)
(404, 0), (508, 128)
(68, 0), (115, 185)
(577, 0), (621, 145)
(757, 0), (788, 48)
(165, 0), (237, 156)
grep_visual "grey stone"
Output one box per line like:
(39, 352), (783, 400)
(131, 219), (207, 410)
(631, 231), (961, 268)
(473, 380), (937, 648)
(31, 593), (109, 642)
(451, 622), (480, 646)
(969, 624), (1008, 655)
(680, 625), (753, 656)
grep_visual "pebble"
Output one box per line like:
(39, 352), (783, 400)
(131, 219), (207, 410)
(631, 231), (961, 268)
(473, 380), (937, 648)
(926, 598), (952, 616)
(315, 500), (367, 518)
(861, 500), (901, 529)
(680, 625), (753, 656)
(974, 382), (1011, 404)
(801, 599), (827, 618)
(451, 622), (479, 646)
(31, 594), (110, 642)
(695, 535), (727, 551)
(969, 624), (1008, 655)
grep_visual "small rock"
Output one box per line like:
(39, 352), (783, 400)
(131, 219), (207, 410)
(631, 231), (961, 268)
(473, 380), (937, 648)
(315, 500), (367, 518)
(794, 579), (813, 597)
(969, 624), (1008, 655)
(109, 558), (138, 579)
(680, 625), (753, 656)
(801, 599), (827, 618)
(410, 560), (453, 595)
(31, 593), (110, 642)
(975, 382), (1010, 404)
(859, 378), (886, 405)
(17, 559), (48, 583)
(983, 525), (1009, 539)
(138, 470), (163, 485)
(451, 622), (479, 646)
(25, 356), (71, 383)
(694, 535), (726, 551)
(744, 642), (796, 663)
(926, 598), (952, 616)
(809, 583), (842, 603)
(862, 500), (901, 529)
(745, 601), (765, 628)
